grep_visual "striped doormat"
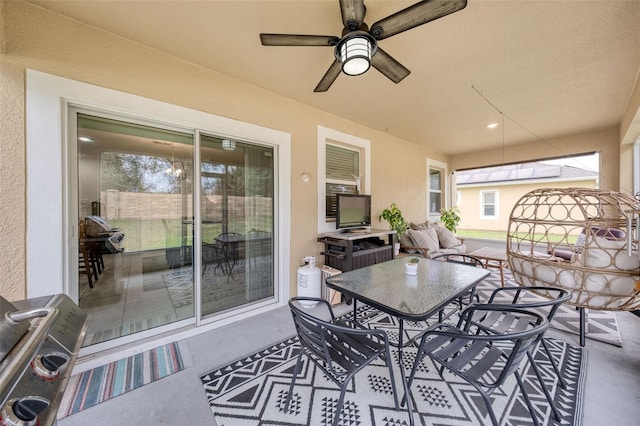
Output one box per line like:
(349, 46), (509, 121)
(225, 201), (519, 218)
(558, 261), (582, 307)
(57, 342), (184, 418)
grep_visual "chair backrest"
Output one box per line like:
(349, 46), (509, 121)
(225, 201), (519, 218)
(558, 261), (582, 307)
(431, 253), (486, 268)
(459, 305), (548, 387)
(289, 298), (335, 368)
(202, 241), (224, 261)
(289, 297), (386, 377)
(487, 286), (571, 324)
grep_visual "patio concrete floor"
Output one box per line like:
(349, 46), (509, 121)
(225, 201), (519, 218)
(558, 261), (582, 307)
(57, 300), (640, 426)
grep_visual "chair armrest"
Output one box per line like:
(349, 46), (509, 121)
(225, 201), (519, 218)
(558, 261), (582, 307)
(487, 286), (572, 306)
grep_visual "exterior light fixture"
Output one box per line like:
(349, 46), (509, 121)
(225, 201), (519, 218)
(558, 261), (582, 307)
(487, 123), (499, 129)
(222, 139), (236, 151)
(335, 32), (377, 76)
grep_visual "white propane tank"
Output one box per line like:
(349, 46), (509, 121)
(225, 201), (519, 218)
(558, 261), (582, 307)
(297, 256), (322, 308)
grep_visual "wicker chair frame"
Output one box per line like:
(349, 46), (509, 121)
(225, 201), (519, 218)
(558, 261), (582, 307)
(507, 188), (640, 344)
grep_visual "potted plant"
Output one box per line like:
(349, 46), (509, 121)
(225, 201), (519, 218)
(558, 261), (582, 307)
(379, 203), (408, 255)
(405, 257), (419, 275)
(440, 206), (461, 233)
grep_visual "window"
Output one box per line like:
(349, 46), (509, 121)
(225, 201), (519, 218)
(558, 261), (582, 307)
(481, 190), (498, 218)
(317, 126), (370, 233)
(325, 144), (360, 219)
(427, 159), (447, 219)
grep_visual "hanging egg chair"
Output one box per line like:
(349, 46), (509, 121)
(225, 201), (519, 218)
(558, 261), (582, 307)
(507, 188), (640, 344)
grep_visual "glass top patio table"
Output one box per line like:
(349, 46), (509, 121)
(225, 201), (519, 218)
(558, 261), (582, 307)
(325, 257), (490, 425)
(325, 257), (491, 322)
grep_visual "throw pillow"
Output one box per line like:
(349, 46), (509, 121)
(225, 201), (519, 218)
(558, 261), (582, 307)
(410, 221), (429, 230)
(398, 232), (418, 254)
(433, 225), (461, 249)
(408, 228), (439, 256)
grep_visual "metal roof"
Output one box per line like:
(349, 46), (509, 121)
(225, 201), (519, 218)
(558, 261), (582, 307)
(456, 162), (598, 186)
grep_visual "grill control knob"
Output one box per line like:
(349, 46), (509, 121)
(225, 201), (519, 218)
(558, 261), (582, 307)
(1, 397), (49, 426)
(31, 353), (69, 381)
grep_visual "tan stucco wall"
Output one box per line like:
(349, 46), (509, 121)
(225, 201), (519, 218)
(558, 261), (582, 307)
(450, 127), (620, 191)
(0, 1), (443, 300)
(621, 68), (640, 146)
(457, 179), (598, 231)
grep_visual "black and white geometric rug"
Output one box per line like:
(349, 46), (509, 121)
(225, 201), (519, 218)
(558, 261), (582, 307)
(201, 305), (586, 425)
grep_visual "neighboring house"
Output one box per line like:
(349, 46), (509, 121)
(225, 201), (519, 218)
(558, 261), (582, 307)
(455, 163), (599, 231)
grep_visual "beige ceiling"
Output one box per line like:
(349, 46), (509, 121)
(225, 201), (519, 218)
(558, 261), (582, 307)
(29, 0), (640, 155)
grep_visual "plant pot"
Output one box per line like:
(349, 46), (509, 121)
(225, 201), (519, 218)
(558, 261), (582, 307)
(405, 262), (418, 275)
(394, 242), (400, 256)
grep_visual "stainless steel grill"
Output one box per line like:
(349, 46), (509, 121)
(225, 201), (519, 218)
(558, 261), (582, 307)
(0, 295), (87, 426)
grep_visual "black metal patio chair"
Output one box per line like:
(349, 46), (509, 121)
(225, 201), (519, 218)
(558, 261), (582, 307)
(431, 253), (486, 320)
(472, 285), (572, 421)
(202, 241), (227, 275)
(406, 304), (549, 426)
(287, 297), (400, 426)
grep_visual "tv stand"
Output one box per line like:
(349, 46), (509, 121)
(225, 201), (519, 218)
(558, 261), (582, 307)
(318, 229), (395, 272)
(341, 227), (368, 234)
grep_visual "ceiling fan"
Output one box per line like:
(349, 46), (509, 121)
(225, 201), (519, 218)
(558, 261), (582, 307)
(260, 0), (467, 92)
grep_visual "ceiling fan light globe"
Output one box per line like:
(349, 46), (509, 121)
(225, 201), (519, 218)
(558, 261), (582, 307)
(343, 57), (370, 76)
(339, 36), (371, 76)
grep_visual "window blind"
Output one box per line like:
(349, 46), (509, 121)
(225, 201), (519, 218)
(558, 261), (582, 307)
(326, 144), (360, 219)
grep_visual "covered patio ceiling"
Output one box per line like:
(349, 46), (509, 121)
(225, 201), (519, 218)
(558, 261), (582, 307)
(28, 0), (640, 156)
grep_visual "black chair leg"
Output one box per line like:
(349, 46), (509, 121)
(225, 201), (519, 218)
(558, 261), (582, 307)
(385, 346), (400, 410)
(333, 381), (349, 426)
(540, 337), (567, 389)
(284, 351), (303, 411)
(515, 370), (541, 426)
(579, 307), (586, 347)
(527, 350), (562, 421)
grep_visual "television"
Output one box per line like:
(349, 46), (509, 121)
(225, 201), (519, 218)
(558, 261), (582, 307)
(336, 194), (372, 230)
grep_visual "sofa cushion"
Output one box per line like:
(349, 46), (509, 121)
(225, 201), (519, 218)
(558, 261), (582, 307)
(584, 236), (640, 271)
(433, 225), (462, 249)
(398, 232), (419, 254)
(428, 244), (467, 258)
(408, 228), (439, 255)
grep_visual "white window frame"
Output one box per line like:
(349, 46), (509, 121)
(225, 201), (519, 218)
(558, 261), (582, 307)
(26, 70), (291, 353)
(317, 126), (370, 233)
(480, 190), (499, 219)
(427, 159), (448, 220)
(634, 138), (640, 198)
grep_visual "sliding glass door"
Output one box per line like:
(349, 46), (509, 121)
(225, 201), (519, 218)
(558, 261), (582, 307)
(199, 135), (274, 317)
(74, 111), (276, 347)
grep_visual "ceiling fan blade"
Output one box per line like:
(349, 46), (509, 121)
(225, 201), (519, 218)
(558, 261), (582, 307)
(339, 0), (366, 30)
(260, 34), (339, 46)
(371, 48), (410, 83)
(314, 60), (342, 92)
(369, 0), (467, 40)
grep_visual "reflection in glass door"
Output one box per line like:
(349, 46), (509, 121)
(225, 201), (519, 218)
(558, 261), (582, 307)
(200, 135), (274, 316)
(76, 113), (194, 346)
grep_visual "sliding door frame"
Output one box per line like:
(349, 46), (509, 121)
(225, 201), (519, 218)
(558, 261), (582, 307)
(26, 70), (291, 356)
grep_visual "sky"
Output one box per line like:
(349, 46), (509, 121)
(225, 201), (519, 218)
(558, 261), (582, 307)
(540, 152), (599, 172)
